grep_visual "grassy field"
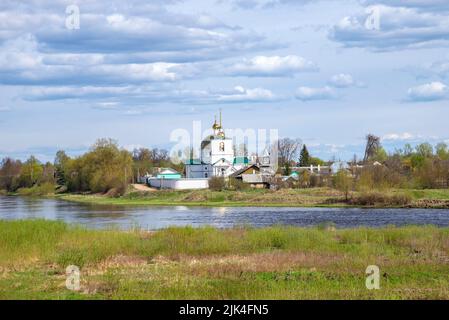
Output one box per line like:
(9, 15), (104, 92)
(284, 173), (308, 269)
(0, 219), (448, 299)
(54, 187), (449, 208)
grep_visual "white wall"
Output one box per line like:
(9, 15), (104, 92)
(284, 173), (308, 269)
(186, 164), (212, 179)
(148, 178), (209, 190)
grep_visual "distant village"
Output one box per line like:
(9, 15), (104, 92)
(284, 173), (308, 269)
(142, 115), (383, 191)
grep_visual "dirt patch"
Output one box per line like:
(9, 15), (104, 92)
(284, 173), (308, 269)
(182, 192), (207, 202)
(131, 184), (158, 192)
(86, 255), (149, 275)
(180, 252), (349, 275)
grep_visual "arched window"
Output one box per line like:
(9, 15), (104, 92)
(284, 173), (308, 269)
(219, 142), (225, 152)
(205, 173), (208, 178)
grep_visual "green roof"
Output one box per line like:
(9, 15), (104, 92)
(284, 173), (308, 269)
(185, 159), (202, 165)
(233, 157), (249, 165)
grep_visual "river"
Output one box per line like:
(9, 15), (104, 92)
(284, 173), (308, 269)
(0, 196), (448, 230)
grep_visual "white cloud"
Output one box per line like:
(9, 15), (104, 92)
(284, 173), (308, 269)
(295, 86), (335, 101)
(228, 55), (317, 77)
(25, 84), (279, 105)
(329, 73), (355, 88)
(429, 59), (449, 77)
(94, 63), (179, 82)
(361, 0), (449, 11)
(330, 5), (449, 51)
(407, 81), (448, 101)
(217, 85), (276, 102)
(382, 132), (415, 141)
(227, 0), (315, 10)
(0, 35), (183, 85)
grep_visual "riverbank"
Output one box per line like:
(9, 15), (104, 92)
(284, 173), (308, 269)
(53, 188), (449, 209)
(0, 220), (448, 299)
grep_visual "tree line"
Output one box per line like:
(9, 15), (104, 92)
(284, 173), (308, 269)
(280, 135), (449, 191)
(0, 138), (174, 196)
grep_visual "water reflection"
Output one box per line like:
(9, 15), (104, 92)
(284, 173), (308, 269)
(0, 196), (448, 230)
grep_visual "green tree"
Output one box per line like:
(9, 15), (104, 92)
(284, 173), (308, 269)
(436, 143), (449, 160)
(416, 143), (434, 158)
(83, 138), (133, 194)
(54, 150), (70, 185)
(0, 158), (22, 192)
(299, 170), (311, 188)
(299, 145), (311, 167)
(411, 143), (434, 169)
(310, 157), (325, 166)
(18, 156), (43, 188)
(284, 161), (291, 176)
(403, 143), (413, 156)
(373, 147), (388, 163)
(60, 139), (133, 195)
(334, 170), (352, 201)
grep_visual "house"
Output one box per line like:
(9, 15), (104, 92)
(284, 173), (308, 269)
(230, 164), (271, 189)
(230, 164), (261, 178)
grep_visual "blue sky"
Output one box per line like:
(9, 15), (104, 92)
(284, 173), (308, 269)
(1, 0), (449, 162)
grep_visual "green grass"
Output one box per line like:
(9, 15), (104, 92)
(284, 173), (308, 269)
(54, 187), (449, 208)
(16, 183), (55, 196)
(403, 189), (449, 200)
(0, 219), (448, 299)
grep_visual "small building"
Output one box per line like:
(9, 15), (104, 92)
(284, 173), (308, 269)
(156, 168), (182, 180)
(231, 164), (261, 178)
(292, 165), (332, 176)
(230, 164), (271, 189)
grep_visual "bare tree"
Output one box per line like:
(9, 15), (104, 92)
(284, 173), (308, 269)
(278, 138), (302, 168)
(363, 134), (381, 163)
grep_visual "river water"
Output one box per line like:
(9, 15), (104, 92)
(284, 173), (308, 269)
(0, 196), (448, 230)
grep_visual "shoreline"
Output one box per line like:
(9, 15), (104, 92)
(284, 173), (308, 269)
(56, 191), (449, 209)
(3, 187), (449, 209)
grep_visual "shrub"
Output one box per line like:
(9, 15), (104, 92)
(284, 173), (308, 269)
(228, 178), (249, 191)
(414, 159), (449, 189)
(17, 182), (55, 196)
(208, 177), (226, 191)
(356, 165), (406, 191)
(350, 191), (412, 206)
(333, 171), (353, 201)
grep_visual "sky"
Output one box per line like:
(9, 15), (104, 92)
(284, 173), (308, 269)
(1, 0), (449, 162)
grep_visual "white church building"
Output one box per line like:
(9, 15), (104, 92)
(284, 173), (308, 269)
(149, 113), (275, 189)
(186, 113), (244, 179)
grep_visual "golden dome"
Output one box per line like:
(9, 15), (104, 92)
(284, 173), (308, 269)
(212, 115), (222, 130)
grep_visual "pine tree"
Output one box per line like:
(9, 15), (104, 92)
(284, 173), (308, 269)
(299, 145), (311, 167)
